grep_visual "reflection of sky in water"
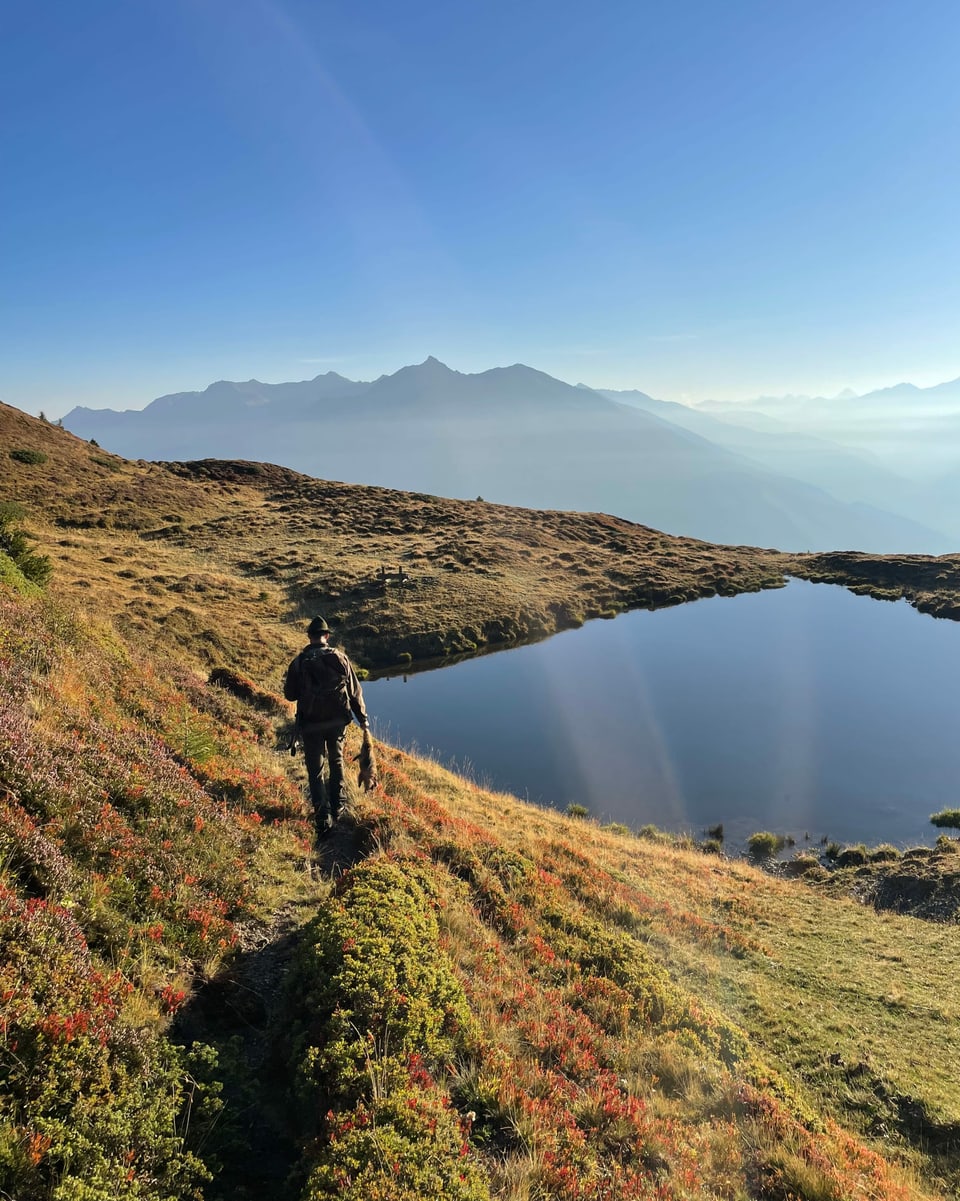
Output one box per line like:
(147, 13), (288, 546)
(362, 580), (960, 849)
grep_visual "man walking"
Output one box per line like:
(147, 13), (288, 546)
(284, 616), (370, 838)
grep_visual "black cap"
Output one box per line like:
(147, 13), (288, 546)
(307, 616), (331, 637)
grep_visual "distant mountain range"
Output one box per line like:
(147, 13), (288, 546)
(693, 379), (960, 479)
(700, 376), (960, 415)
(62, 359), (958, 553)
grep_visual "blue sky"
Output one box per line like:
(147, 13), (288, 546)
(3, 0), (959, 416)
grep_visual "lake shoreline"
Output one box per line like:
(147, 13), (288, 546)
(364, 580), (960, 854)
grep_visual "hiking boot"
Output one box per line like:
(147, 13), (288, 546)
(315, 811), (333, 839)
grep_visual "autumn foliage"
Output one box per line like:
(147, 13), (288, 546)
(0, 582), (944, 1200)
(0, 590), (302, 1198)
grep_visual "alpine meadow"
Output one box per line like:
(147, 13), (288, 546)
(3, 404), (960, 1200)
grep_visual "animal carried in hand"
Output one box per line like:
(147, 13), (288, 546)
(355, 731), (379, 792)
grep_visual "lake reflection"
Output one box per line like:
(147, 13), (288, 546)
(362, 580), (960, 849)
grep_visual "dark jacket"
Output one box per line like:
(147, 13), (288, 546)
(283, 642), (369, 730)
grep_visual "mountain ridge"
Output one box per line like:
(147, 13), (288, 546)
(61, 359), (952, 554)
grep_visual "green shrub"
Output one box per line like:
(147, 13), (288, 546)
(930, 808), (960, 831)
(91, 453), (123, 473)
(0, 507), (51, 587)
(566, 803), (589, 819)
(286, 858), (486, 1197)
(746, 831), (786, 858)
(9, 448), (48, 466)
(0, 887), (210, 1200)
(306, 1089), (488, 1201)
(0, 551), (39, 596)
(836, 844), (868, 867)
(291, 858), (478, 1104)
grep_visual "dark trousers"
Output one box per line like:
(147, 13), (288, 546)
(301, 724), (347, 830)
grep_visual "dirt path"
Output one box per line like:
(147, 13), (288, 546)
(171, 801), (373, 1199)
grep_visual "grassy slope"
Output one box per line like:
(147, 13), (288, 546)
(6, 585), (958, 1199)
(345, 748), (960, 1196)
(4, 401), (960, 1197)
(3, 402), (794, 677)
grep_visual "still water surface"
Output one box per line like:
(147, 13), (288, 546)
(362, 580), (960, 849)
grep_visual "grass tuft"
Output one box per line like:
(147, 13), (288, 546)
(747, 830), (786, 858)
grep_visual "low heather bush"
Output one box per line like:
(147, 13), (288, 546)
(9, 448), (48, 466)
(287, 857), (486, 1199)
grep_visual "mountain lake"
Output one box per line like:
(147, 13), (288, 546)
(361, 578), (960, 852)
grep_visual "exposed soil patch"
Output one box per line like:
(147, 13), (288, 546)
(805, 840), (960, 923)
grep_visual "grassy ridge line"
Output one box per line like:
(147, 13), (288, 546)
(153, 460), (792, 672)
(6, 402), (960, 684)
(2, 401), (791, 678)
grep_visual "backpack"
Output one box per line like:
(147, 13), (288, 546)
(297, 646), (352, 724)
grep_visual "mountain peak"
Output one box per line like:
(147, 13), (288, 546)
(378, 356), (457, 381)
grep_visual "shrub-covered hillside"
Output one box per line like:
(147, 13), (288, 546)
(3, 578), (960, 1200)
(0, 584), (313, 1199)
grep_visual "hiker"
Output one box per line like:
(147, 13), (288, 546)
(283, 616), (370, 838)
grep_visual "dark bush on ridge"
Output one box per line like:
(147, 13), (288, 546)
(9, 447), (48, 465)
